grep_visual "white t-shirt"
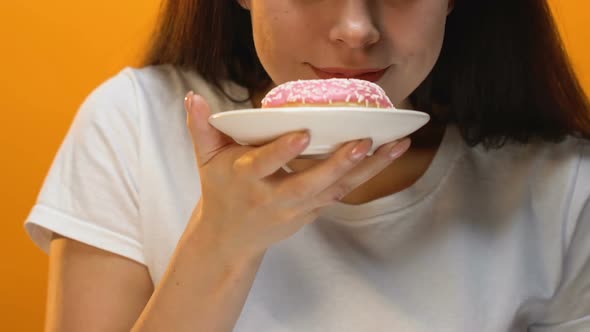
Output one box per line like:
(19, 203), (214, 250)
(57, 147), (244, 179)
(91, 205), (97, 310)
(25, 65), (590, 331)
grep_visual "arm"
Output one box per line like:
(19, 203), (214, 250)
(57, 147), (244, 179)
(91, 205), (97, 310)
(43, 89), (401, 331)
(131, 223), (266, 332)
(46, 234), (154, 332)
(47, 228), (265, 332)
(528, 144), (590, 331)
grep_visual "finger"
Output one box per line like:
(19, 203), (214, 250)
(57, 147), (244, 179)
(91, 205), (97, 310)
(233, 130), (311, 179)
(184, 91), (235, 167)
(277, 137), (374, 199)
(313, 138), (411, 206)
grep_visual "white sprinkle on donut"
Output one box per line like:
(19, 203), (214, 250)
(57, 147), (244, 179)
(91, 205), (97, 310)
(260, 78), (395, 109)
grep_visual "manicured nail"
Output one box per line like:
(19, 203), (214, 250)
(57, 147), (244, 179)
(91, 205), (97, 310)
(291, 131), (310, 149)
(350, 139), (372, 161)
(184, 91), (194, 111)
(389, 138), (411, 159)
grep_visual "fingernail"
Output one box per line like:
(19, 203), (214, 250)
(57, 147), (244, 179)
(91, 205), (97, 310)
(291, 131), (310, 149)
(389, 138), (411, 159)
(350, 138), (372, 161)
(184, 91), (194, 111)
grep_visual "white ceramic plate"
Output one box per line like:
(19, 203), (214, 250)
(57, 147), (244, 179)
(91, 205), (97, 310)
(208, 107), (430, 158)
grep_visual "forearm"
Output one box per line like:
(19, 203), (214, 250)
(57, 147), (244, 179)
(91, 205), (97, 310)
(131, 226), (266, 332)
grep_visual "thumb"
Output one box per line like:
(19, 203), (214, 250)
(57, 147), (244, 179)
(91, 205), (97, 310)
(184, 91), (234, 167)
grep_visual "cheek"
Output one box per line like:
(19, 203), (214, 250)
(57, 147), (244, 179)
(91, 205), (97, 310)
(412, 20), (445, 70)
(392, 3), (447, 61)
(250, 4), (311, 84)
(383, 6), (448, 102)
(250, 8), (277, 63)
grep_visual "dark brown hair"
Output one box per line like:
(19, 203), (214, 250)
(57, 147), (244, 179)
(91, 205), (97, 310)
(143, 0), (590, 148)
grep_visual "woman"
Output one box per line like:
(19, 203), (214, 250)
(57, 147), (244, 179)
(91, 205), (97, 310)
(25, 0), (590, 331)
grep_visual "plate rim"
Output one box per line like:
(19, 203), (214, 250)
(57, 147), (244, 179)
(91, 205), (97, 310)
(208, 107), (430, 156)
(209, 107), (430, 120)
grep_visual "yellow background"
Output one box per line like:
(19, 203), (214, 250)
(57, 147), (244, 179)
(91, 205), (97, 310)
(1, 1), (588, 330)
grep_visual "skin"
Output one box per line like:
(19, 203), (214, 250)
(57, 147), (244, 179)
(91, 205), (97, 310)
(245, 0), (451, 108)
(243, 0), (453, 204)
(47, 1), (454, 331)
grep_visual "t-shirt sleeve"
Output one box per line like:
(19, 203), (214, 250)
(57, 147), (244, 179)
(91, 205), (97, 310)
(24, 68), (145, 265)
(529, 142), (590, 331)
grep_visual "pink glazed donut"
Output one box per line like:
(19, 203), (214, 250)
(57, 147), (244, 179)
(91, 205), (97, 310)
(260, 78), (395, 109)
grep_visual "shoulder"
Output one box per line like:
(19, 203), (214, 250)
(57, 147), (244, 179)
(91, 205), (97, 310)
(565, 137), (590, 238)
(93, 65), (207, 108)
(477, 136), (589, 238)
(465, 135), (589, 174)
(460, 135), (589, 221)
(86, 64), (242, 107)
(121, 65), (249, 114)
(77, 65), (248, 132)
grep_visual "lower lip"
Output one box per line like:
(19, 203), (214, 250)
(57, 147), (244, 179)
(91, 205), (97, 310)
(311, 66), (389, 82)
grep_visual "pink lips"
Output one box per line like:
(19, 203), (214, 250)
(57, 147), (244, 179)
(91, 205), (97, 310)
(311, 66), (390, 82)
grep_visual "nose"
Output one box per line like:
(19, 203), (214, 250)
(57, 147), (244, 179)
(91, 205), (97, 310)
(329, 1), (381, 49)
